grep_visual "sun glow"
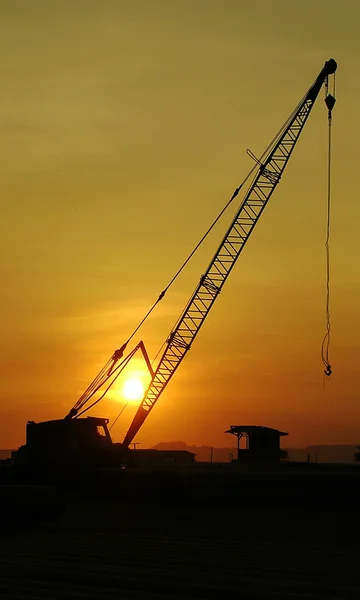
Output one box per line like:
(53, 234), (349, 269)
(122, 377), (145, 402)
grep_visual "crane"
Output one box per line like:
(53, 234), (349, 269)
(14, 59), (337, 470)
(122, 58), (337, 446)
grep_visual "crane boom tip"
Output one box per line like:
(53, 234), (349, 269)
(325, 58), (337, 75)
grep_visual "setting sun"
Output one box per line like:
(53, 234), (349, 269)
(122, 377), (145, 402)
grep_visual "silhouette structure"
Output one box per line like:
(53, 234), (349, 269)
(225, 425), (288, 463)
(11, 59), (337, 471)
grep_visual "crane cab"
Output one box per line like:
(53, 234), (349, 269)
(13, 417), (125, 470)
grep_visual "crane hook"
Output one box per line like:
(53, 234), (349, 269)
(324, 364), (332, 378)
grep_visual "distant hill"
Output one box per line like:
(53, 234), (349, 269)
(152, 441), (360, 464)
(286, 445), (360, 465)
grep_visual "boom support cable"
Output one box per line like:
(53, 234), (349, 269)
(109, 402), (128, 432)
(71, 59), (337, 421)
(109, 90), (309, 375)
(121, 88), (310, 350)
(322, 81), (336, 379)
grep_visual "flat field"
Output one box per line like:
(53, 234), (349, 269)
(1, 463), (360, 599)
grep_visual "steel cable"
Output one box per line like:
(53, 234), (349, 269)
(321, 106), (334, 379)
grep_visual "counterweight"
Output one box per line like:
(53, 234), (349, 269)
(122, 59), (337, 447)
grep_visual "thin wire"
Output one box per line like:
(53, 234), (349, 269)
(124, 88), (310, 349)
(71, 79), (314, 415)
(124, 181), (249, 347)
(120, 89), (312, 373)
(151, 341), (167, 366)
(321, 110), (333, 379)
(109, 402), (128, 432)
(74, 347), (139, 417)
(73, 358), (113, 410)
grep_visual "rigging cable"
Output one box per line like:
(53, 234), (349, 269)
(322, 79), (336, 380)
(75, 345), (141, 416)
(71, 81), (317, 413)
(121, 87), (312, 351)
(109, 402), (128, 432)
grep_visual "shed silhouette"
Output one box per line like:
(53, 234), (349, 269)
(225, 425), (288, 462)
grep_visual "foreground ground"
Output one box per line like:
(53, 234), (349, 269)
(1, 463), (360, 599)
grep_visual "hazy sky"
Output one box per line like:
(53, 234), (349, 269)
(1, 0), (359, 449)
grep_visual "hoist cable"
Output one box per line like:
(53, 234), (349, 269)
(321, 108), (333, 379)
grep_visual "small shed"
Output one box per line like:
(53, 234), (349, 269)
(225, 425), (288, 463)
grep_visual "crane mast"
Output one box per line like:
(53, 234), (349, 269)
(122, 58), (337, 447)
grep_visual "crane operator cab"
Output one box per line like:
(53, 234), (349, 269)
(13, 417), (125, 470)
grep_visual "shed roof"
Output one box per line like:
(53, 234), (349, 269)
(225, 425), (288, 437)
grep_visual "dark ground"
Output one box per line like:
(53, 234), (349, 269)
(1, 463), (360, 599)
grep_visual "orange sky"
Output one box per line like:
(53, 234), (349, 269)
(1, 1), (359, 450)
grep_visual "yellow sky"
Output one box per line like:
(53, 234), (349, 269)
(1, 0), (359, 449)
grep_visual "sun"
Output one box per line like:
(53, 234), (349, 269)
(122, 377), (145, 402)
